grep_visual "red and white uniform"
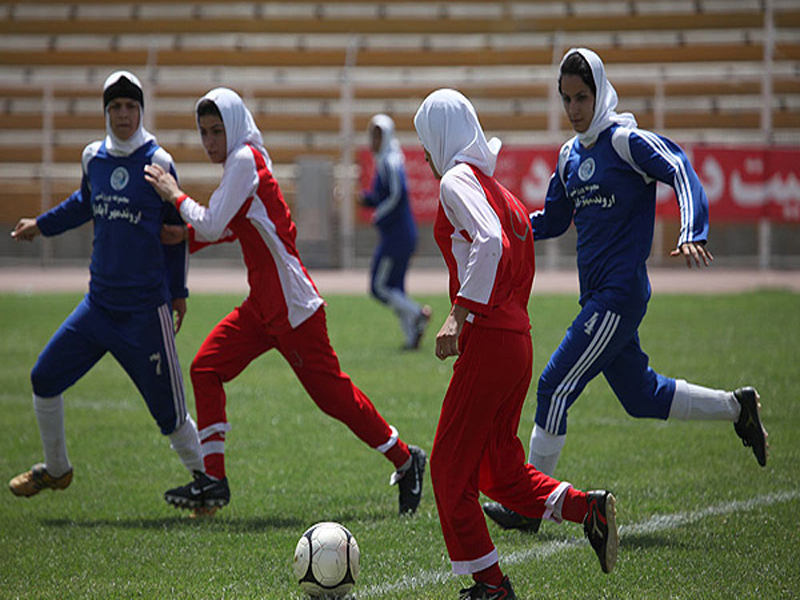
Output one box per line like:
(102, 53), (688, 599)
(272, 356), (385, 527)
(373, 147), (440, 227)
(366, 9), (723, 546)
(416, 89), (588, 576)
(177, 88), (410, 479)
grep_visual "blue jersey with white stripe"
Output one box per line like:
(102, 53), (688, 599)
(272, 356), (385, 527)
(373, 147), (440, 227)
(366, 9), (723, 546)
(531, 125), (709, 313)
(37, 140), (188, 311)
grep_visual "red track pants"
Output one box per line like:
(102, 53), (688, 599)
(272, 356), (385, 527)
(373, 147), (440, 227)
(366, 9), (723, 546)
(430, 324), (586, 574)
(190, 300), (409, 476)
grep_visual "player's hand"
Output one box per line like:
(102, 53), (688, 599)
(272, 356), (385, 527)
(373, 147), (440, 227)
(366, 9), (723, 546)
(144, 164), (183, 205)
(172, 297), (187, 334)
(161, 224), (188, 246)
(671, 241), (714, 269)
(11, 218), (40, 241)
(435, 304), (469, 360)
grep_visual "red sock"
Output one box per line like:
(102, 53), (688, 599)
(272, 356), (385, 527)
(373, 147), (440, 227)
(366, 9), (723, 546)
(562, 487), (589, 523)
(202, 432), (226, 479)
(473, 562), (504, 588)
(385, 439), (410, 470)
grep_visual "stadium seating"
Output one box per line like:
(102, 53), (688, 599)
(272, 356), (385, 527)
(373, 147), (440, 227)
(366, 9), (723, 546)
(1, 0), (798, 251)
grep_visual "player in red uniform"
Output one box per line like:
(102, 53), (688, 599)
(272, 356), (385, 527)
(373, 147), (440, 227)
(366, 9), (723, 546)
(144, 88), (425, 516)
(414, 89), (619, 599)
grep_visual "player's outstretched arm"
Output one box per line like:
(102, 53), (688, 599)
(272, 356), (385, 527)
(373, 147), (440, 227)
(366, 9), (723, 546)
(11, 218), (41, 241)
(670, 241), (714, 269)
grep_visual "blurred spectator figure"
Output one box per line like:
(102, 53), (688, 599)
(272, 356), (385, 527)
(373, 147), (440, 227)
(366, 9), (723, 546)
(361, 114), (431, 350)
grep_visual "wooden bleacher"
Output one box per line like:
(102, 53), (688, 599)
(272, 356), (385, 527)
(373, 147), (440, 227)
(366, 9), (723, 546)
(1, 0), (798, 235)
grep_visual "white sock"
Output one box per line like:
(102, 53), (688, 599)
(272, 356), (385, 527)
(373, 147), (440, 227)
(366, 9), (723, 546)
(529, 424), (566, 477)
(669, 380), (740, 421)
(385, 289), (422, 343)
(168, 415), (205, 473)
(543, 481), (573, 523)
(33, 393), (71, 477)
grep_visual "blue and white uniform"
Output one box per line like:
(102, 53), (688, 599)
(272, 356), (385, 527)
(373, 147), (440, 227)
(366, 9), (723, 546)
(31, 72), (191, 438)
(528, 49), (739, 470)
(361, 114), (429, 349)
(532, 124), (708, 435)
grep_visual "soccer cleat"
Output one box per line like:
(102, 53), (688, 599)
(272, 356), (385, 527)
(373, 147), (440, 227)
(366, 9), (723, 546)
(406, 305), (432, 350)
(583, 490), (618, 574)
(9, 463), (73, 497)
(458, 576), (516, 599)
(396, 445), (426, 515)
(733, 387), (768, 467)
(482, 502), (541, 533)
(164, 471), (230, 512)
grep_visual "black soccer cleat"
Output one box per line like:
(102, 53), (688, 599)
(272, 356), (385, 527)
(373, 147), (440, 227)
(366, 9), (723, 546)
(482, 502), (541, 533)
(458, 575), (516, 599)
(164, 471), (230, 511)
(733, 387), (768, 467)
(583, 490), (618, 574)
(396, 445), (426, 515)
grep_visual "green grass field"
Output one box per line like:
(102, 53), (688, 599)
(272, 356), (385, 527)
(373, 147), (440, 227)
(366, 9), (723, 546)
(1, 290), (798, 599)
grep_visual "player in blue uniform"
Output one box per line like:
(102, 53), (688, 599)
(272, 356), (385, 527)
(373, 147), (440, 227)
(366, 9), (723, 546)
(484, 48), (769, 532)
(8, 71), (204, 500)
(361, 114), (431, 349)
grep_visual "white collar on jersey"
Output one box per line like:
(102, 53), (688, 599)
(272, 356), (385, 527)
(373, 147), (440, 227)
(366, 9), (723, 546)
(561, 48), (638, 148)
(414, 88), (501, 178)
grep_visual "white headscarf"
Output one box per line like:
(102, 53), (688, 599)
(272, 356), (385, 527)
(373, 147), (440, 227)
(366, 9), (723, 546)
(413, 89), (502, 177)
(102, 70), (155, 157)
(561, 48), (637, 148)
(368, 114), (404, 164)
(197, 87), (272, 170)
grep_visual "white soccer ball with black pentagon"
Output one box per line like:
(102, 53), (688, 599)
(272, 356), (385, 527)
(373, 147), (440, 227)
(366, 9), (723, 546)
(293, 521), (360, 597)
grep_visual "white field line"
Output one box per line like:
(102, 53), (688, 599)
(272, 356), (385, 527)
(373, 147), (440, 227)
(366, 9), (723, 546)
(360, 489), (800, 598)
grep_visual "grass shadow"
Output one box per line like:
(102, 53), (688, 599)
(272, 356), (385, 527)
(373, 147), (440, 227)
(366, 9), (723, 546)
(41, 514), (305, 532)
(40, 506), (402, 533)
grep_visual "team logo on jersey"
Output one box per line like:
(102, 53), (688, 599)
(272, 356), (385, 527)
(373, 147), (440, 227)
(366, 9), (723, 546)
(110, 166), (130, 191)
(578, 158), (595, 182)
(502, 188), (530, 242)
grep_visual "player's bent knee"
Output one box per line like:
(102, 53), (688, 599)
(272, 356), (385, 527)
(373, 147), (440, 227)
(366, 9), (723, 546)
(155, 415), (178, 436)
(370, 285), (390, 304)
(30, 365), (63, 399)
(190, 358), (221, 381)
(620, 403), (663, 419)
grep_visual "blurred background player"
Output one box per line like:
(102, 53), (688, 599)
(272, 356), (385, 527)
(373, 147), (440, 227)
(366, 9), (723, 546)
(360, 114), (431, 350)
(414, 88), (618, 599)
(145, 88), (426, 517)
(483, 48), (769, 534)
(8, 71), (203, 500)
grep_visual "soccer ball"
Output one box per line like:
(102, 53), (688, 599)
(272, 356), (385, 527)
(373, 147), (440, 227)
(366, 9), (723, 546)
(293, 522), (360, 597)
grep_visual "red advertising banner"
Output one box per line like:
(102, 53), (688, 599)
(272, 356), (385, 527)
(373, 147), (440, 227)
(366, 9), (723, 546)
(357, 145), (800, 224)
(691, 146), (800, 222)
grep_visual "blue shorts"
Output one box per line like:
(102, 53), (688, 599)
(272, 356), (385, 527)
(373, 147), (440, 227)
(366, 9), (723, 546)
(535, 295), (676, 435)
(31, 295), (187, 435)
